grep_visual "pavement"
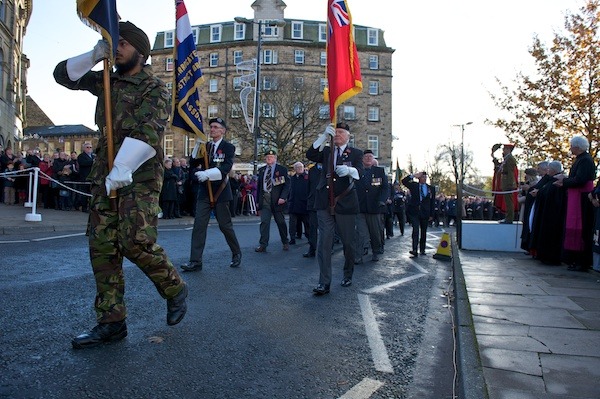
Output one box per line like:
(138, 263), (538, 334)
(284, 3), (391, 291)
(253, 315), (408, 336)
(2, 202), (600, 398)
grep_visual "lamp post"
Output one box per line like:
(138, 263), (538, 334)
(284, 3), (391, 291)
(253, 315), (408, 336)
(234, 17), (285, 175)
(452, 121), (472, 248)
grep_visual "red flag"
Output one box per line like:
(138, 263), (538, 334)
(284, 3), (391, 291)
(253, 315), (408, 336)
(325, 0), (362, 123)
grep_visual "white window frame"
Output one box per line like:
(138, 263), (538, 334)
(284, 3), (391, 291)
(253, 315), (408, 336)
(164, 30), (174, 48)
(234, 23), (245, 40)
(231, 104), (242, 118)
(320, 51), (327, 66)
(192, 27), (200, 44)
(367, 28), (379, 46)
(368, 135), (379, 158)
(291, 21), (303, 39)
(210, 24), (222, 43)
(207, 105), (219, 118)
(293, 77), (304, 90)
(164, 134), (174, 157)
(233, 50), (243, 65)
(368, 81), (379, 95)
(369, 55), (379, 70)
(343, 105), (356, 120)
(261, 20), (280, 37)
(166, 57), (174, 72)
(233, 76), (242, 91)
(262, 103), (276, 118)
(209, 52), (219, 67)
(262, 49), (278, 65)
(368, 106), (380, 121)
(262, 76), (277, 91)
(209, 79), (218, 93)
(319, 105), (330, 119)
(294, 50), (304, 65)
(318, 24), (327, 42)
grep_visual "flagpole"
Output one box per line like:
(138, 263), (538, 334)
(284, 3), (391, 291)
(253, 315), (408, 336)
(328, 123), (336, 215)
(102, 59), (117, 210)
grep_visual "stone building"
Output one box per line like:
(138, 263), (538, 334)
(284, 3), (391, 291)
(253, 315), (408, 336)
(151, 0), (394, 174)
(0, 0), (32, 152)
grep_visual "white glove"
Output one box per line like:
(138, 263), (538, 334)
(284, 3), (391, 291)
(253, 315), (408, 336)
(66, 40), (111, 81)
(105, 137), (157, 194)
(204, 167), (222, 181)
(335, 165), (349, 177)
(335, 165), (359, 180)
(313, 124), (336, 150)
(195, 171), (209, 182)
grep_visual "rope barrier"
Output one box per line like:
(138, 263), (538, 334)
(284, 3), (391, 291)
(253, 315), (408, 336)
(462, 183), (520, 195)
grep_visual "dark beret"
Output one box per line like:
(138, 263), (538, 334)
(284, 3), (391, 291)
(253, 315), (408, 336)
(363, 149), (374, 155)
(119, 21), (150, 61)
(264, 149), (277, 156)
(209, 117), (227, 129)
(336, 122), (350, 132)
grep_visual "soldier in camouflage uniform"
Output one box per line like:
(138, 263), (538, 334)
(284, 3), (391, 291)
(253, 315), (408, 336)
(54, 21), (188, 349)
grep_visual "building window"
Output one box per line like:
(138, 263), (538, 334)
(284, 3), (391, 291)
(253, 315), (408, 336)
(294, 50), (304, 64)
(368, 107), (380, 121)
(166, 57), (174, 72)
(262, 103), (276, 118)
(343, 105), (356, 120)
(262, 49), (278, 64)
(164, 30), (174, 48)
(234, 23), (245, 40)
(233, 76), (242, 91)
(210, 24), (222, 43)
(368, 81), (379, 95)
(207, 105), (218, 118)
(233, 50), (243, 65)
(164, 134), (174, 157)
(210, 52), (219, 67)
(320, 78), (327, 93)
(262, 76), (277, 91)
(293, 77), (304, 90)
(367, 28), (379, 46)
(192, 27), (200, 44)
(368, 135), (379, 158)
(231, 104), (242, 118)
(262, 20), (281, 37)
(293, 104), (303, 118)
(291, 21), (303, 39)
(319, 105), (330, 119)
(165, 82), (172, 97)
(209, 79), (218, 93)
(320, 51), (327, 66)
(369, 55), (379, 70)
(318, 24), (327, 42)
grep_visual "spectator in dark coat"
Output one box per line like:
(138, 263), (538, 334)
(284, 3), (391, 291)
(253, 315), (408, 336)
(160, 159), (178, 219)
(288, 162), (310, 245)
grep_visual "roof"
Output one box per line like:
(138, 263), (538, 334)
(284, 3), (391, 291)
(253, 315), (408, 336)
(23, 125), (98, 137)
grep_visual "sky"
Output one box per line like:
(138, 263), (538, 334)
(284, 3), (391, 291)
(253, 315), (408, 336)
(24, 0), (583, 174)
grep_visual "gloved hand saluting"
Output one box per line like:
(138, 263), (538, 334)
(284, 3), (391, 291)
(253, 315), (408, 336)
(313, 124), (336, 151)
(66, 39), (111, 81)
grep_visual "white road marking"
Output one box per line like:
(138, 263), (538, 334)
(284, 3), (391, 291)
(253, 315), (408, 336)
(358, 294), (394, 373)
(31, 233), (85, 241)
(0, 239), (29, 244)
(338, 377), (385, 399)
(412, 263), (428, 274)
(362, 273), (427, 295)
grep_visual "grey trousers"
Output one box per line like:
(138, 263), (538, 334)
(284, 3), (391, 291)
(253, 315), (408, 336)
(316, 209), (356, 286)
(258, 194), (289, 248)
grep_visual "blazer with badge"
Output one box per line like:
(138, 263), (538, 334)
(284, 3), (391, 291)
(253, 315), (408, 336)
(306, 145), (363, 214)
(194, 140), (235, 203)
(402, 175), (435, 219)
(356, 165), (389, 214)
(256, 163), (290, 211)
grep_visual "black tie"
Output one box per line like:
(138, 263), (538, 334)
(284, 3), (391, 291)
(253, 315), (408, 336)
(421, 184), (426, 201)
(265, 166), (272, 192)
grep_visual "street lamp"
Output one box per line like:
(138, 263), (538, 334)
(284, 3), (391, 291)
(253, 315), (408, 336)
(452, 121), (473, 249)
(234, 17), (285, 175)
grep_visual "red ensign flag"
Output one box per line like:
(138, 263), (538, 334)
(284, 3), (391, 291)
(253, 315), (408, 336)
(325, 0), (362, 123)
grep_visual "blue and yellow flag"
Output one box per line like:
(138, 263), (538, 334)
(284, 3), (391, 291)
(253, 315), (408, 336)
(171, 0), (206, 144)
(76, 0), (119, 64)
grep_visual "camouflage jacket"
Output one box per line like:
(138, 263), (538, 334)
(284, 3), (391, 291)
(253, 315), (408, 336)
(54, 62), (168, 193)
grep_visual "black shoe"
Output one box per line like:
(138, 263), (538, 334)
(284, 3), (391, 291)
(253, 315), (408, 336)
(409, 250), (418, 257)
(420, 251), (426, 255)
(313, 284), (330, 296)
(72, 321), (127, 349)
(166, 284), (188, 326)
(303, 251), (315, 258)
(255, 246), (267, 253)
(181, 261), (202, 272)
(289, 239), (296, 245)
(371, 254), (379, 262)
(341, 278), (352, 287)
(230, 253), (242, 268)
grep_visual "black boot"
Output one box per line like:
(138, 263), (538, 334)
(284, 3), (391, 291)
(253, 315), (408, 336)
(167, 283), (188, 326)
(71, 321), (127, 349)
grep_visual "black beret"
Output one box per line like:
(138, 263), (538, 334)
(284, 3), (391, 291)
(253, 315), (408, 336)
(363, 149), (374, 155)
(119, 21), (151, 61)
(264, 149), (277, 156)
(209, 117), (227, 129)
(336, 122), (350, 132)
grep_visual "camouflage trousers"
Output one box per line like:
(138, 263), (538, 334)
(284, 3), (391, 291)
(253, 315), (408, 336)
(87, 184), (185, 323)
